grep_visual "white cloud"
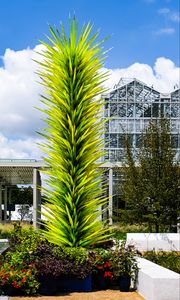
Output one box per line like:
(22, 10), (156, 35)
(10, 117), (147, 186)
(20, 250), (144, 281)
(170, 12), (180, 23)
(158, 8), (170, 14)
(158, 7), (180, 22)
(153, 27), (175, 35)
(0, 133), (43, 159)
(0, 45), (179, 159)
(0, 45), (45, 138)
(103, 57), (180, 93)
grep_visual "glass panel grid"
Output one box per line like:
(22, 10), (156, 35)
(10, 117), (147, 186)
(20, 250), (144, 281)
(103, 80), (180, 163)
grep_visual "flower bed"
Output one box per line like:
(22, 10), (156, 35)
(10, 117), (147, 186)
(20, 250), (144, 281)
(0, 225), (139, 296)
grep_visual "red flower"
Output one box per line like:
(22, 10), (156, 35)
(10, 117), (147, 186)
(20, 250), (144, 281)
(104, 271), (113, 279)
(104, 261), (110, 268)
(12, 281), (22, 289)
(21, 276), (28, 283)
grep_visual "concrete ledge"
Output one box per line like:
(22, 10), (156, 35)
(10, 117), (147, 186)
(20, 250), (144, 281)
(137, 257), (180, 300)
(0, 239), (9, 254)
(127, 233), (180, 251)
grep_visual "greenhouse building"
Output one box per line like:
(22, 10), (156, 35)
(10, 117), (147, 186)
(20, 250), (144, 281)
(102, 78), (180, 222)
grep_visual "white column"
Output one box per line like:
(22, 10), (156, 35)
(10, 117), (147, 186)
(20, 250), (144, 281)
(4, 186), (8, 223)
(177, 223), (180, 234)
(33, 168), (41, 228)
(0, 184), (2, 222)
(109, 168), (113, 225)
(8, 187), (12, 221)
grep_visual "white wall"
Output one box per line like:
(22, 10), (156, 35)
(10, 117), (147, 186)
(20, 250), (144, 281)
(137, 257), (180, 300)
(127, 233), (180, 251)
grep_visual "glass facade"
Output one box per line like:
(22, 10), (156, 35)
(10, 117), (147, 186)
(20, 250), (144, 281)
(103, 78), (180, 162)
(102, 78), (180, 218)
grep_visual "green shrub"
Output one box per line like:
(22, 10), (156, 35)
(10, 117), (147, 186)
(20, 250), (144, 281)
(0, 222), (32, 239)
(112, 231), (126, 240)
(0, 224), (13, 239)
(110, 241), (138, 281)
(34, 241), (94, 279)
(0, 263), (39, 295)
(114, 223), (149, 233)
(112, 223), (150, 240)
(143, 251), (180, 274)
(0, 224), (42, 295)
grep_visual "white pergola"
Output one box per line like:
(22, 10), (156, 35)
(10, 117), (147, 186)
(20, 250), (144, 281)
(0, 159), (46, 228)
(0, 159), (121, 227)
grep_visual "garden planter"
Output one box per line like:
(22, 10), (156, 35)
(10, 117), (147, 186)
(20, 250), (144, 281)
(2, 285), (24, 296)
(57, 274), (92, 292)
(38, 274), (92, 294)
(93, 270), (106, 290)
(119, 274), (131, 292)
(93, 270), (112, 290)
(38, 275), (59, 295)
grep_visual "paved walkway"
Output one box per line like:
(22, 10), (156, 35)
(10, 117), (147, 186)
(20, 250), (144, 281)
(7, 290), (145, 300)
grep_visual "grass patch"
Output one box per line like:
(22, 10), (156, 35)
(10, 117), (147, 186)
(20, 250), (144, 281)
(0, 222), (31, 239)
(112, 223), (150, 240)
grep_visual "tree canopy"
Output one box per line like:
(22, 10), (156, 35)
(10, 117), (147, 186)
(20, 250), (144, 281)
(120, 118), (180, 232)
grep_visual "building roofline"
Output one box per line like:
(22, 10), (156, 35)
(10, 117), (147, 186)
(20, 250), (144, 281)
(0, 159), (46, 168)
(104, 77), (179, 96)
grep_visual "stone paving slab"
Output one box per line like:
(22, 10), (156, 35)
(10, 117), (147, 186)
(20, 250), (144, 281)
(10, 290), (145, 300)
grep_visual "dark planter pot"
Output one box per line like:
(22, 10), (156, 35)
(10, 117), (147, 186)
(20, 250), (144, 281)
(38, 275), (59, 295)
(38, 274), (92, 294)
(93, 270), (106, 290)
(2, 285), (24, 296)
(57, 274), (92, 292)
(93, 270), (111, 290)
(119, 274), (131, 292)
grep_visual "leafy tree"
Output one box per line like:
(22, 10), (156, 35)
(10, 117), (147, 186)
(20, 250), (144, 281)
(11, 186), (33, 205)
(37, 18), (110, 247)
(120, 118), (180, 232)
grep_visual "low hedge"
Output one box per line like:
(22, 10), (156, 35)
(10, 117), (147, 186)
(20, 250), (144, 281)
(143, 251), (180, 274)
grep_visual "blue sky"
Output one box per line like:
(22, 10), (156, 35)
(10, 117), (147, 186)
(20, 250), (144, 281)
(0, 0), (179, 68)
(0, 0), (179, 159)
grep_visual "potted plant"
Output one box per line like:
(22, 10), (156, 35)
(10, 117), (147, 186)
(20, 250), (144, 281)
(34, 241), (94, 294)
(0, 225), (40, 296)
(93, 248), (113, 290)
(0, 262), (39, 296)
(110, 241), (138, 292)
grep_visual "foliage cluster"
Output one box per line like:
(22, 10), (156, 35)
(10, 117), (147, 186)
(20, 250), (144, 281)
(110, 241), (138, 281)
(0, 223), (33, 239)
(34, 240), (94, 279)
(0, 229), (12, 239)
(0, 225), (41, 295)
(93, 248), (113, 281)
(11, 186), (33, 205)
(143, 251), (180, 274)
(112, 223), (151, 240)
(120, 118), (179, 232)
(0, 225), (139, 295)
(0, 263), (39, 295)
